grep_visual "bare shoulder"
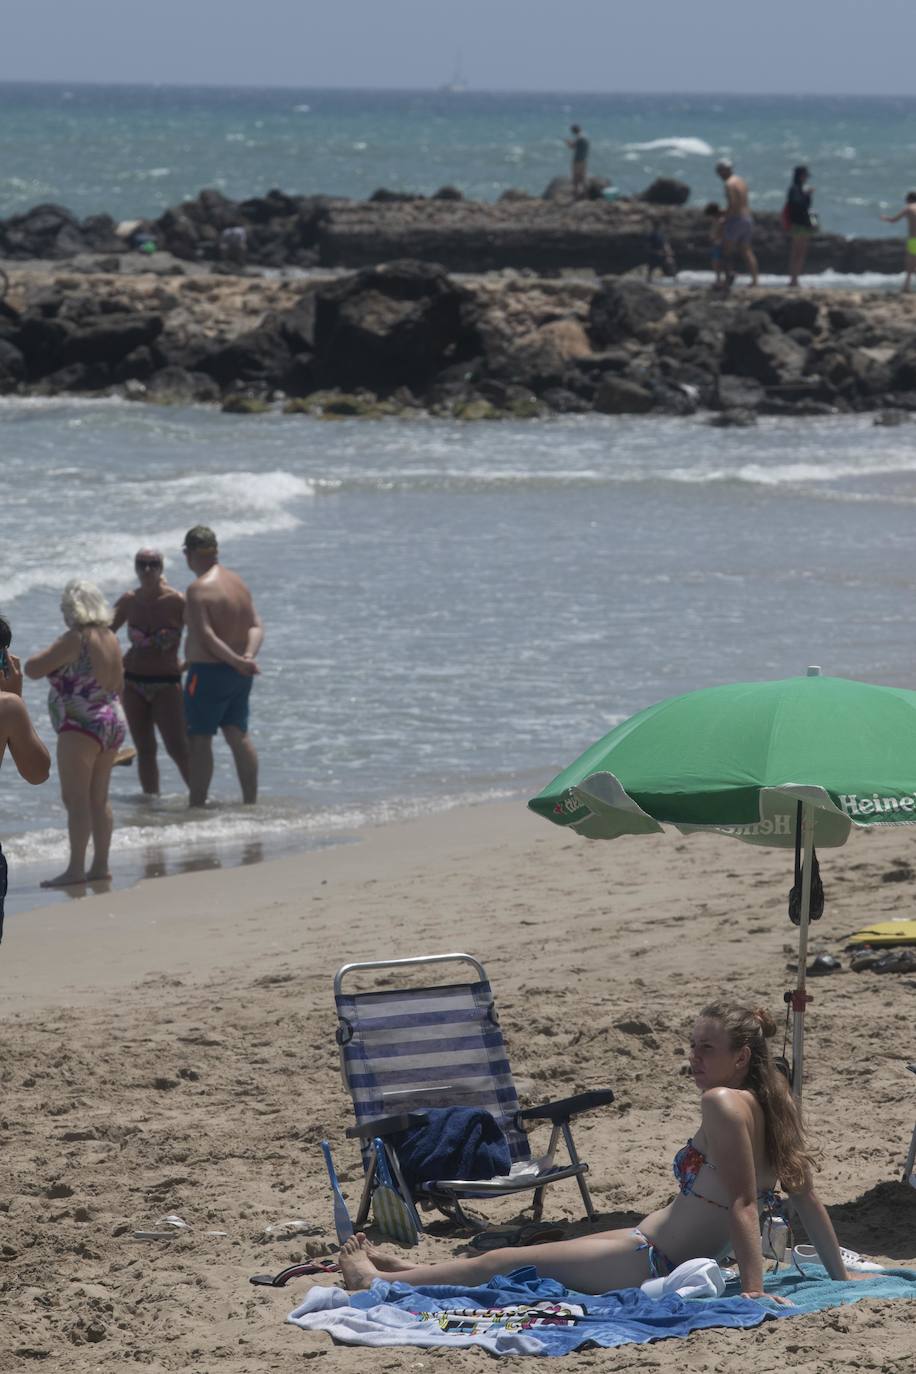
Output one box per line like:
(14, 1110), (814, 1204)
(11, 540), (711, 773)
(700, 1086), (755, 1125)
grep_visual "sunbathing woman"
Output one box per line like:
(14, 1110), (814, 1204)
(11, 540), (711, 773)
(339, 1003), (851, 1301)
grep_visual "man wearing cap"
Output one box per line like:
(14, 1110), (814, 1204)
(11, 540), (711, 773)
(182, 526), (263, 807)
(716, 159), (759, 287)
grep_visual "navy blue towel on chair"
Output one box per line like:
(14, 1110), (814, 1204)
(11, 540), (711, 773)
(396, 1107), (511, 1188)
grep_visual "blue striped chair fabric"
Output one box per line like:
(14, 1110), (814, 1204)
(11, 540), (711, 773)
(336, 979), (530, 1162)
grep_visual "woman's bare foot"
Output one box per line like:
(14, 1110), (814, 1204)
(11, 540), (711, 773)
(354, 1232), (414, 1273)
(86, 869), (112, 882)
(339, 1235), (381, 1291)
(40, 870), (87, 888)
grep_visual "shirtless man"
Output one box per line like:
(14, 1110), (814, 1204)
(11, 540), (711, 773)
(0, 617), (52, 938)
(716, 159), (759, 287)
(182, 526), (263, 807)
(881, 191), (916, 293)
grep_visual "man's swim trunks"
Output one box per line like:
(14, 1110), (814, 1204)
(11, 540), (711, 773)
(184, 662), (253, 735)
(723, 215), (754, 245)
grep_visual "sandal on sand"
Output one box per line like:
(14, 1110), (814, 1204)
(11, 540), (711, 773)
(249, 1258), (339, 1287)
(469, 1223), (566, 1252)
(792, 1244), (883, 1274)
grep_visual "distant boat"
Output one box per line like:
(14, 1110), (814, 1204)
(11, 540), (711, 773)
(440, 54), (468, 93)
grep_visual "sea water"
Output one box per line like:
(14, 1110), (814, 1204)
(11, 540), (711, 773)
(2, 84), (916, 239)
(2, 398), (916, 912)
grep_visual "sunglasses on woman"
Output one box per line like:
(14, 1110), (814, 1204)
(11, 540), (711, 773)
(136, 560), (162, 572)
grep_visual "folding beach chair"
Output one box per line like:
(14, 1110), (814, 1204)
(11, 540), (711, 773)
(334, 952), (615, 1232)
(904, 1063), (916, 1186)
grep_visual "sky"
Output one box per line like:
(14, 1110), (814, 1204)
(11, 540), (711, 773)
(2, 0), (915, 96)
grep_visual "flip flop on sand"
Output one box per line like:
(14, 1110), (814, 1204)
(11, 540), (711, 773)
(249, 1258), (339, 1287)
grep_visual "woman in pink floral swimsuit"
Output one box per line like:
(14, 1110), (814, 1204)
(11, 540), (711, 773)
(25, 580), (126, 888)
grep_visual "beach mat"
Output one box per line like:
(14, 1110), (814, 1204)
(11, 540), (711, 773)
(847, 920), (916, 947)
(288, 1263), (916, 1354)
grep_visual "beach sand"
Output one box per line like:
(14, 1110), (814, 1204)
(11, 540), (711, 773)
(2, 799), (915, 1370)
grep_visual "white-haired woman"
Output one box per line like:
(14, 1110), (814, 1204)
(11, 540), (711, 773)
(25, 580), (126, 887)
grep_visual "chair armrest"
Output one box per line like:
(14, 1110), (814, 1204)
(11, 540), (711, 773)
(345, 1111), (427, 1140)
(518, 1089), (614, 1125)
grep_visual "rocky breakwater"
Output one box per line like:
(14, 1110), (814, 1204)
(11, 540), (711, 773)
(3, 262), (916, 423)
(0, 185), (904, 276)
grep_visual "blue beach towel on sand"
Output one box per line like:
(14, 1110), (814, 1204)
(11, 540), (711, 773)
(395, 1107), (511, 1188)
(289, 1264), (916, 1355)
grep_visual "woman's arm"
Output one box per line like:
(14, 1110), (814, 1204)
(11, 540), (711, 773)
(0, 657), (51, 783)
(787, 1177), (848, 1280)
(882, 209), (905, 223)
(701, 1089), (775, 1300)
(110, 593), (130, 634)
(24, 629), (81, 680)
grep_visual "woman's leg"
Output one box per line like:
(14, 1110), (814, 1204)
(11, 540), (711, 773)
(339, 1228), (652, 1296)
(87, 748), (118, 879)
(123, 684), (159, 794)
(41, 732), (97, 886)
(152, 685), (190, 787)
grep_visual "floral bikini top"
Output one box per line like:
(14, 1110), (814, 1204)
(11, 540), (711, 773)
(674, 1139), (778, 1211)
(127, 624), (182, 653)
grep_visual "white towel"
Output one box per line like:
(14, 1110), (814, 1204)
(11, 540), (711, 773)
(640, 1257), (726, 1301)
(288, 1283), (546, 1354)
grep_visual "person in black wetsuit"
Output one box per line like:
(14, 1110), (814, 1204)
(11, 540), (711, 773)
(785, 165), (816, 287)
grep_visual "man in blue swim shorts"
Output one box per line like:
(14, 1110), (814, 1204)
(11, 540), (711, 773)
(182, 525), (263, 807)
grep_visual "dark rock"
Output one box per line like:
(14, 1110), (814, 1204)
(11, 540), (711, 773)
(311, 260), (466, 391)
(59, 314), (163, 368)
(14, 316), (72, 376)
(146, 366), (221, 404)
(787, 327), (814, 348)
(750, 294), (819, 333)
(588, 280), (668, 345)
(195, 326), (291, 388)
(827, 306), (866, 334)
(542, 386), (592, 413)
(432, 186), (463, 201)
(593, 375), (655, 414)
(111, 345), (162, 383)
(0, 338), (25, 390)
(37, 361), (111, 393)
(708, 407), (757, 427)
(639, 178), (690, 207)
(889, 340), (916, 391)
(369, 188), (423, 203)
(757, 397), (839, 417)
(721, 311), (805, 385)
(499, 188), (535, 202)
(280, 353), (318, 397)
(237, 188), (300, 222)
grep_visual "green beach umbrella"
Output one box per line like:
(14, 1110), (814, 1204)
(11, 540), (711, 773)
(529, 667), (916, 1097)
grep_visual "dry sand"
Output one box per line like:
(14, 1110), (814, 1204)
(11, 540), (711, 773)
(2, 800), (915, 1371)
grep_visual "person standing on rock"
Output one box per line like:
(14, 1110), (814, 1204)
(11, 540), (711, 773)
(880, 192), (916, 293)
(182, 526), (262, 808)
(784, 165), (816, 287)
(716, 159), (759, 288)
(566, 125), (590, 199)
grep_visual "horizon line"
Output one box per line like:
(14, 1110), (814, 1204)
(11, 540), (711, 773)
(0, 77), (913, 101)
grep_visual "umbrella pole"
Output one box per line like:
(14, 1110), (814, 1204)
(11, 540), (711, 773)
(791, 801), (815, 1102)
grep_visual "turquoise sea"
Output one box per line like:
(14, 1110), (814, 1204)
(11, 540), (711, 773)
(1, 84), (916, 237)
